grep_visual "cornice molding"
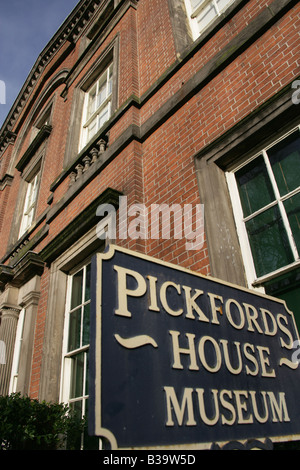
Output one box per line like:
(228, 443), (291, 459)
(15, 124), (52, 173)
(48, 0), (299, 199)
(40, 187), (122, 265)
(0, 130), (17, 156)
(0, 0), (105, 152)
(0, 251), (45, 290)
(61, 0), (138, 97)
(0, 174), (13, 191)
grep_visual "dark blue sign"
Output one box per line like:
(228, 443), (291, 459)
(89, 245), (300, 449)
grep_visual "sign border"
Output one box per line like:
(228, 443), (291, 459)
(89, 244), (300, 450)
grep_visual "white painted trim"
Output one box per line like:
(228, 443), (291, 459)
(184, 0), (235, 39)
(9, 308), (25, 394)
(226, 125), (300, 291)
(226, 171), (260, 290)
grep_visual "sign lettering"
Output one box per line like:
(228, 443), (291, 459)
(89, 245), (300, 449)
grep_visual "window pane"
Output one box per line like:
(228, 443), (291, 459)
(236, 155), (275, 217)
(245, 206), (294, 277)
(87, 117), (97, 141)
(264, 268), (300, 330)
(19, 171), (40, 237)
(98, 103), (110, 129)
(71, 270), (83, 310)
(216, 0), (232, 12)
(191, 0), (204, 10)
(85, 353), (90, 397)
(70, 398), (83, 420)
(82, 303), (90, 347)
(97, 80), (107, 108)
(70, 352), (85, 399)
(284, 192), (300, 254)
(28, 173), (39, 208)
(197, 3), (217, 31)
(26, 207), (35, 228)
(81, 63), (113, 150)
(68, 400), (84, 449)
(268, 131), (300, 196)
(68, 307), (81, 352)
(87, 87), (97, 119)
(108, 65), (113, 96)
(85, 264), (91, 302)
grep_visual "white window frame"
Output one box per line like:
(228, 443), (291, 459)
(184, 0), (235, 39)
(40, 222), (107, 447)
(226, 125), (300, 290)
(79, 63), (113, 150)
(30, 105), (52, 143)
(59, 252), (104, 450)
(60, 262), (91, 417)
(9, 308), (25, 394)
(19, 170), (40, 238)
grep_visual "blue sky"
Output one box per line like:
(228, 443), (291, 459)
(0, 0), (80, 129)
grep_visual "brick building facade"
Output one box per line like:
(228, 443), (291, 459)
(0, 0), (299, 449)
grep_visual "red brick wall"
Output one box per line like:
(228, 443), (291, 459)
(0, 0), (298, 399)
(29, 267), (50, 398)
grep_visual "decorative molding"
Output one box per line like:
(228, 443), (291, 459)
(0, 265), (14, 287)
(0, 251), (45, 290)
(61, 0), (136, 96)
(15, 125), (52, 173)
(0, 0), (296, 158)
(0, 213), (49, 266)
(0, 130), (17, 157)
(211, 438), (273, 450)
(69, 138), (107, 187)
(0, 0), (106, 150)
(0, 174), (14, 191)
(41, 187), (122, 264)
(49, 0), (298, 197)
(21, 291), (41, 309)
(0, 306), (21, 318)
